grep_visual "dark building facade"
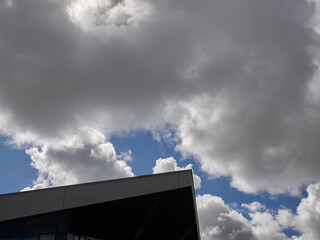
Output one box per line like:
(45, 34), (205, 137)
(0, 170), (200, 240)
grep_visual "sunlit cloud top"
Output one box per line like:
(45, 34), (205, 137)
(67, 0), (153, 33)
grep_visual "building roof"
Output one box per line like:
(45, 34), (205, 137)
(0, 170), (200, 239)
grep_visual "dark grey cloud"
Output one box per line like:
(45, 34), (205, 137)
(171, 0), (320, 195)
(0, 0), (196, 139)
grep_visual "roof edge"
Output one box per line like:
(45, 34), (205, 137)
(0, 170), (195, 222)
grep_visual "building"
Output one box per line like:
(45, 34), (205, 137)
(0, 170), (200, 240)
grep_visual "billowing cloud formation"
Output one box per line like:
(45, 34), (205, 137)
(67, 0), (152, 33)
(276, 181), (320, 240)
(250, 211), (290, 240)
(152, 157), (201, 189)
(23, 128), (133, 190)
(197, 194), (256, 240)
(169, 1), (320, 195)
(197, 181), (320, 239)
(242, 202), (266, 212)
(0, 0), (320, 194)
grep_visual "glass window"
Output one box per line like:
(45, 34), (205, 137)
(26, 216), (41, 225)
(0, 230), (8, 238)
(40, 224), (56, 234)
(56, 233), (67, 240)
(24, 225), (40, 235)
(10, 219), (25, 227)
(0, 222), (9, 230)
(57, 222), (68, 233)
(39, 234), (55, 240)
(58, 212), (69, 223)
(66, 234), (73, 240)
(8, 226), (23, 237)
(24, 236), (38, 240)
(42, 213), (58, 224)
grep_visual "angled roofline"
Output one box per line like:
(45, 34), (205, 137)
(0, 170), (199, 236)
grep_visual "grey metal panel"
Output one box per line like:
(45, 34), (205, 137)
(62, 171), (182, 209)
(0, 170), (194, 222)
(0, 187), (65, 221)
(179, 170), (194, 188)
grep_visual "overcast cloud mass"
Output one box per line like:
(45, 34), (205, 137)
(1, 0), (320, 238)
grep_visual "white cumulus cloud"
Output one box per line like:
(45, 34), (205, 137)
(197, 181), (320, 240)
(152, 157), (201, 189)
(276, 181), (320, 240)
(23, 128), (133, 190)
(67, 0), (152, 33)
(197, 194), (257, 240)
(242, 202), (266, 212)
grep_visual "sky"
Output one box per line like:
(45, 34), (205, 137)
(1, 0), (320, 239)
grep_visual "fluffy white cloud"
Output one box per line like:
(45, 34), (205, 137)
(275, 181), (320, 240)
(197, 194), (257, 240)
(23, 128), (133, 190)
(248, 182), (320, 240)
(250, 211), (290, 240)
(67, 0), (152, 33)
(152, 157), (201, 189)
(173, 87), (320, 195)
(292, 182), (320, 240)
(253, 182), (320, 240)
(197, 181), (320, 240)
(242, 202), (266, 212)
